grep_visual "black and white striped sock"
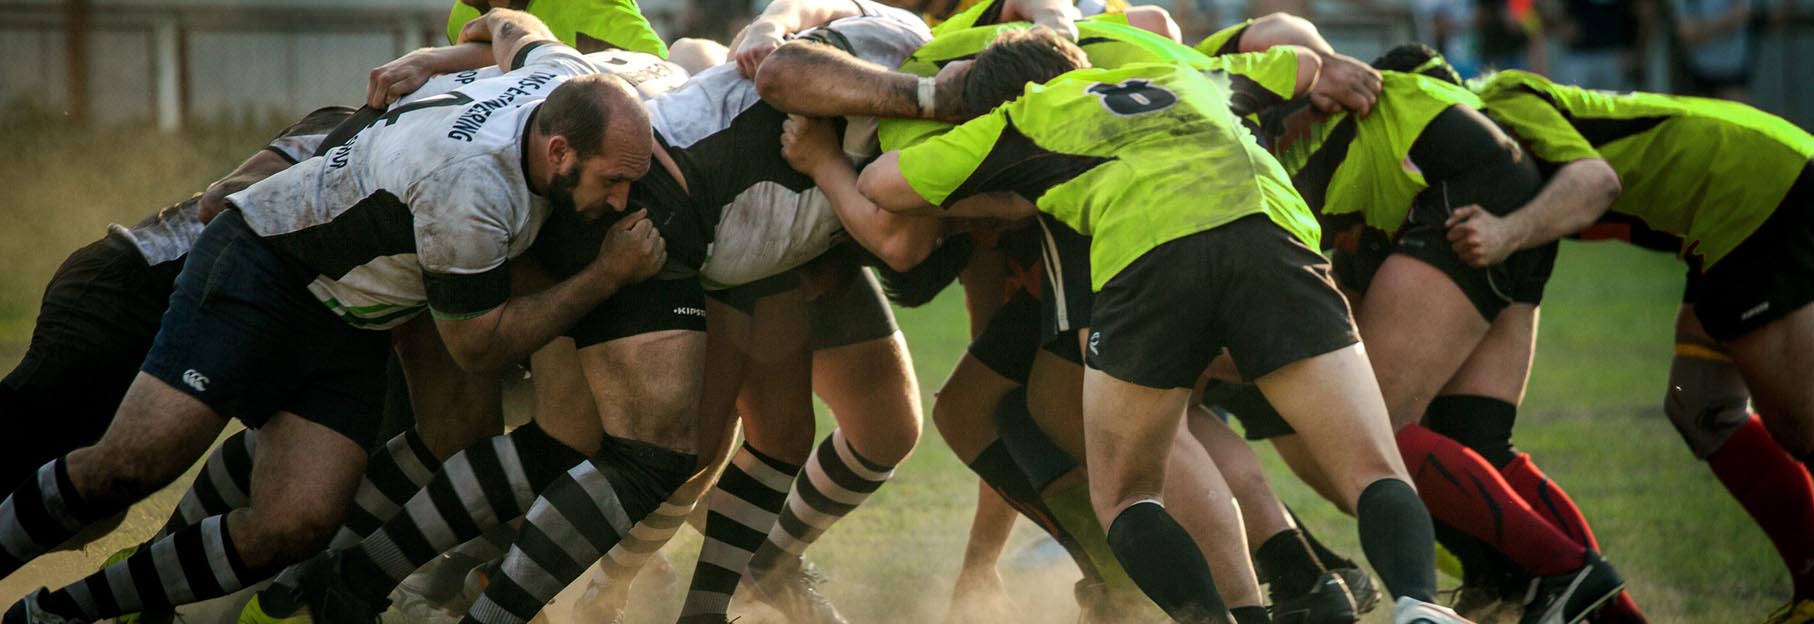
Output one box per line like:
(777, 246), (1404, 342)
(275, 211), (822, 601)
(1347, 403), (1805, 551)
(598, 482), (703, 579)
(37, 514), (273, 619)
(679, 443), (801, 623)
(462, 438), (696, 624)
(333, 428), (442, 548)
(337, 422), (585, 606)
(0, 458), (109, 576)
(157, 429), (259, 539)
(748, 429), (895, 574)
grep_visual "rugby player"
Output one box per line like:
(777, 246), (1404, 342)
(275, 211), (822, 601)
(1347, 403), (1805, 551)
(1442, 66), (1814, 624)
(0, 10), (668, 623)
(854, 28), (1460, 624)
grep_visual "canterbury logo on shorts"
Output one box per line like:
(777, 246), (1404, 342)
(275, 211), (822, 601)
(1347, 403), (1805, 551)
(182, 369), (211, 392)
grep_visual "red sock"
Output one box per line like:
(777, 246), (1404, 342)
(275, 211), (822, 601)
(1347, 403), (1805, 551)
(1502, 454), (1647, 623)
(1396, 424), (1587, 577)
(1709, 415), (1814, 600)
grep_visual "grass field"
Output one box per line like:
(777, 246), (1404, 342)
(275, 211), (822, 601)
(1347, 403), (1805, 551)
(0, 118), (1787, 622)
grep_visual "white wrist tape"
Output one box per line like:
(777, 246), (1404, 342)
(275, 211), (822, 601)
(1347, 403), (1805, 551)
(918, 76), (938, 115)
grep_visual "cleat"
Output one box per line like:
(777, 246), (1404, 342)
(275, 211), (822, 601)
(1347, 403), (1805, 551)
(237, 594), (312, 624)
(247, 552), (387, 624)
(1517, 552), (1624, 624)
(1268, 571), (1358, 624)
(1393, 596), (1475, 624)
(1767, 598), (1814, 624)
(4, 589), (82, 624)
(1334, 567), (1381, 615)
(743, 555), (849, 624)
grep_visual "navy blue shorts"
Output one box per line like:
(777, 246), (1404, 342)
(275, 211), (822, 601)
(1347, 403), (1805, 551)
(141, 210), (391, 444)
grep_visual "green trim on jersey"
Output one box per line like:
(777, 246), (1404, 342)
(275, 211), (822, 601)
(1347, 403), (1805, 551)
(1193, 19), (1251, 57)
(448, 0), (668, 58)
(878, 19), (1297, 151)
(897, 63), (1318, 290)
(1477, 70), (1814, 266)
(1266, 71), (1480, 236)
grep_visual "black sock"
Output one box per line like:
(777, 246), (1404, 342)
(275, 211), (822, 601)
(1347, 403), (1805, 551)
(994, 387), (1079, 493)
(1355, 479), (1437, 603)
(1284, 504), (1356, 570)
(1425, 395), (1519, 469)
(1433, 519), (1525, 594)
(969, 440), (1102, 582)
(1253, 529), (1326, 597)
(0, 458), (111, 576)
(1105, 500), (1228, 624)
(1231, 605), (1271, 624)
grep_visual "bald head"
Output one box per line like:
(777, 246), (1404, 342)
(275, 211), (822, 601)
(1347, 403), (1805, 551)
(536, 73), (648, 161)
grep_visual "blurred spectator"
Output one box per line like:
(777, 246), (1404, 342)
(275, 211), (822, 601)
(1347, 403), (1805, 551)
(1466, 0), (1548, 75)
(1670, 0), (1756, 100)
(1547, 0), (1647, 89)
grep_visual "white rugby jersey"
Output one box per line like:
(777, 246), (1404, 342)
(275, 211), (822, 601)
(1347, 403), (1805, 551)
(228, 43), (596, 329)
(107, 106), (357, 266)
(399, 48), (688, 107)
(643, 1), (930, 288)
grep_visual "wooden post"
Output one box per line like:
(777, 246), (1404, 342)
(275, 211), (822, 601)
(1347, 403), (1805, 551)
(65, 0), (89, 124)
(155, 15), (181, 131)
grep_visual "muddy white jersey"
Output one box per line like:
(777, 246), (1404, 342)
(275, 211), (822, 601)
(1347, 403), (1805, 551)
(644, 2), (929, 288)
(228, 43), (594, 329)
(399, 47), (688, 107)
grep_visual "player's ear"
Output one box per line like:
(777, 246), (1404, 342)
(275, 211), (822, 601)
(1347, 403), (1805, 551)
(547, 134), (572, 167)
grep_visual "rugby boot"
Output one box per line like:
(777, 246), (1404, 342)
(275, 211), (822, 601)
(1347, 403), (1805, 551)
(744, 554), (849, 624)
(1269, 571), (1358, 624)
(1518, 552), (1624, 624)
(1393, 596), (1475, 624)
(3, 589), (83, 624)
(243, 552), (387, 624)
(1334, 566), (1382, 615)
(1766, 599), (1814, 624)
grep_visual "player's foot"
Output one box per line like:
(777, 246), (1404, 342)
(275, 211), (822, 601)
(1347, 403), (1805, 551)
(744, 554), (849, 624)
(1446, 583), (1517, 624)
(1392, 596), (1475, 624)
(1334, 567), (1382, 615)
(1269, 571), (1358, 624)
(1766, 598), (1814, 624)
(3, 590), (81, 624)
(251, 552), (387, 624)
(1517, 552), (1624, 624)
(237, 593), (312, 624)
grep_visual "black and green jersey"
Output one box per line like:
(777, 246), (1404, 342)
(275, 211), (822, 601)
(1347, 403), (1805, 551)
(879, 18), (1301, 151)
(895, 62), (1319, 290)
(1477, 70), (1814, 267)
(1262, 71), (1483, 236)
(447, 0), (668, 58)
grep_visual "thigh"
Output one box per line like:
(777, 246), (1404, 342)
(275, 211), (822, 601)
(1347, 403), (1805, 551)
(1026, 345), (1089, 463)
(576, 329), (710, 452)
(1080, 368), (1191, 514)
(529, 338), (604, 456)
(1438, 303), (1539, 404)
(1255, 345), (1406, 507)
(1726, 302), (1814, 453)
(695, 296), (753, 464)
(739, 286), (816, 462)
(813, 332), (923, 463)
(807, 268), (900, 351)
(934, 353), (1021, 463)
(393, 315), (505, 459)
(69, 373), (230, 500)
(1356, 254), (1493, 427)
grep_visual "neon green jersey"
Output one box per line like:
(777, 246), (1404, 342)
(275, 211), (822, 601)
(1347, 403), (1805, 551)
(878, 18), (1300, 151)
(447, 0), (668, 58)
(896, 63), (1319, 290)
(1193, 19), (1251, 57)
(1265, 71), (1482, 236)
(1477, 70), (1814, 267)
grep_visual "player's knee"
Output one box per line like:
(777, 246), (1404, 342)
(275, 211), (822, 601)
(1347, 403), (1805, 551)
(1665, 351), (1753, 459)
(244, 501), (346, 563)
(78, 447), (183, 504)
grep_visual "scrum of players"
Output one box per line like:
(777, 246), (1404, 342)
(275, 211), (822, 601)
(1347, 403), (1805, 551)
(2, 0), (1812, 622)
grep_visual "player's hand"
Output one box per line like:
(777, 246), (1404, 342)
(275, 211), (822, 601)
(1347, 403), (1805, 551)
(367, 52), (437, 108)
(1445, 204), (1523, 267)
(596, 208), (667, 285)
(1002, 0), (1081, 41)
(1310, 53), (1381, 118)
(734, 22), (787, 78)
(781, 114), (843, 177)
(197, 185), (231, 225)
(456, 12), (495, 44)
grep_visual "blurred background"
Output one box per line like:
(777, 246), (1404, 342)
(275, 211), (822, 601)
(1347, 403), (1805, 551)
(2, 0), (1812, 128)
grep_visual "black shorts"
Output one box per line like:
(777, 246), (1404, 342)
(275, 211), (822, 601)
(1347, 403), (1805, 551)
(2, 235), (181, 489)
(1036, 214), (1094, 344)
(140, 210), (392, 444)
(968, 291), (1042, 383)
(808, 268), (899, 350)
(1390, 105), (1555, 319)
(566, 277), (709, 348)
(1692, 161), (1814, 341)
(1041, 329), (1085, 366)
(1201, 381), (1295, 440)
(1087, 216), (1361, 388)
(704, 271), (800, 316)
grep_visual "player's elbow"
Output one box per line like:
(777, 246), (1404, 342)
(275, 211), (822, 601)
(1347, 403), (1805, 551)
(1576, 158), (1623, 205)
(879, 234), (936, 273)
(754, 45), (807, 107)
(1246, 12), (1319, 52)
(857, 164), (914, 214)
(1124, 6), (1182, 43)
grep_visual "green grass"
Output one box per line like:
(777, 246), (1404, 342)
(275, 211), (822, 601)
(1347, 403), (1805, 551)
(0, 121), (1786, 622)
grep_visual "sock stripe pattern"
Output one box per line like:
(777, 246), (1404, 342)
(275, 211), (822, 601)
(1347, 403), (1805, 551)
(163, 429), (258, 538)
(764, 429), (894, 558)
(602, 497), (694, 573)
(43, 514), (268, 619)
(335, 429), (440, 547)
(463, 448), (688, 624)
(0, 459), (101, 574)
(350, 424), (584, 601)
(681, 444), (802, 622)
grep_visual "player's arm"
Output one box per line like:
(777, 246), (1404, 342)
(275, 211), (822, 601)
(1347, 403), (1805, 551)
(1202, 47), (1323, 117)
(860, 110), (1040, 219)
(782, 115), (941, 271)
(729, 0), (870, 75)
(456, 8), (564, 72)
(998, 0), (1081, 40)
(196, 149), (293, 224)
(1209, 12), (1379, 116)
(756, 40), (950, 121)
(366, 43), (495, 108)
(1444, 88), (1622, 266)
